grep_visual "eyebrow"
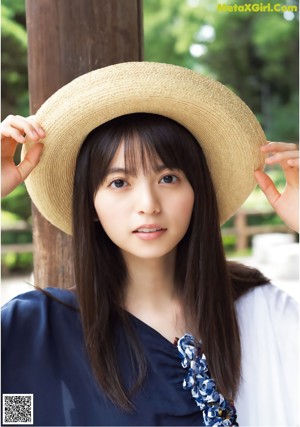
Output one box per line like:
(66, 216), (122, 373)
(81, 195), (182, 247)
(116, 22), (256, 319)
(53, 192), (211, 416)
(105, 164), (172, 177)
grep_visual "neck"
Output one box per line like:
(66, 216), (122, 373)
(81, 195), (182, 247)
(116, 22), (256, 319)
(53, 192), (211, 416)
(123, 249), (177, 308)
(122, 249), (188, 341)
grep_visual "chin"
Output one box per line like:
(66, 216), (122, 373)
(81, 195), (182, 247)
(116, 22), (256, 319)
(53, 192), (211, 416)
(123, 247), (176, 260)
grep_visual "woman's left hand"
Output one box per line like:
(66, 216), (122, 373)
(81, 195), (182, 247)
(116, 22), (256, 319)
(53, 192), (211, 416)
(255, 141), (299, 233)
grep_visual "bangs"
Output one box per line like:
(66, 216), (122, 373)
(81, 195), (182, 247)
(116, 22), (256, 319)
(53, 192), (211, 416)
(121, 123), (186, 177)
(80, 113), (205, 197)
(120, 132), (164, 178)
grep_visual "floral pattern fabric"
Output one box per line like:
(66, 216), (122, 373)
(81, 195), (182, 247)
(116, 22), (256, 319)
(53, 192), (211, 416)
(177, 334), (239, 426)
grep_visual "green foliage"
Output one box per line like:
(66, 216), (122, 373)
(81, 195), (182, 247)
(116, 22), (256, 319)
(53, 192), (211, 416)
(1, 210), (21, 225)
(1, 0), (28, 119)
(1, 228), (32, 245)
(222, 234), (237, 252)
(267, 94), (299, 141)
(1, 183), (32, 220)
(144, 0), (299, 141)
(2, 253), (33, 274)
(143, 0), (213, 69)
(1, 180), (32, 273)
(2, 0), (26, 16)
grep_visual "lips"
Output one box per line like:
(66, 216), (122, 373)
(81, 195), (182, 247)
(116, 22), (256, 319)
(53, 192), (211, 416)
(133, 225), (166, 233)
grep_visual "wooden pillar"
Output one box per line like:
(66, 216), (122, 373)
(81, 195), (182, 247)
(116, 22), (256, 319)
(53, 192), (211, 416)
(25, 0), (143, 288)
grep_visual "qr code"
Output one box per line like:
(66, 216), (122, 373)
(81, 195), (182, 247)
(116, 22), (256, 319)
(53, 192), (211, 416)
(2, 394), (33, 425)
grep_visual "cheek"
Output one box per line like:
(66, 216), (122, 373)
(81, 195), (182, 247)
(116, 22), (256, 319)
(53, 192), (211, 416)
(183, 191), (195, 217)
(94, 193), (129, 235)
(169, 188), (195, 226)
(94, 194), (116, 230)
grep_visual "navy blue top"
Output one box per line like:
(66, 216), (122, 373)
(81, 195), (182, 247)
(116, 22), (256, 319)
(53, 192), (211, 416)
(2, 288), (204, 426)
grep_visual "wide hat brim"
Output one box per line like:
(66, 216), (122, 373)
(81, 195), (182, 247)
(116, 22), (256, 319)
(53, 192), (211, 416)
(22, 62), (266, 235)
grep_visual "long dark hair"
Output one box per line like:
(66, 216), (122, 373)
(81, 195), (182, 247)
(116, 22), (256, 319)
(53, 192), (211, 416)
(72, 113), (269, 411)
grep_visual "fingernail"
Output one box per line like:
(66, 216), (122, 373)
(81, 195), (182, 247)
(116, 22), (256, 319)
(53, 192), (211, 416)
(38, 128), (45, 136)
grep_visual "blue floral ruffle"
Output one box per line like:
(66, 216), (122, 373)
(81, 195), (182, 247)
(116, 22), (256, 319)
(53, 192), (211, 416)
(177, 334), (239, 426)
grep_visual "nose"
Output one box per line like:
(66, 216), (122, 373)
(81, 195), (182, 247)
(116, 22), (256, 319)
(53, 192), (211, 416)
(137, 184), (161, 215)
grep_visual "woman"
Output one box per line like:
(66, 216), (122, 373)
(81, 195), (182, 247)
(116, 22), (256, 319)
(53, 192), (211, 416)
(1, 62), (299, 426)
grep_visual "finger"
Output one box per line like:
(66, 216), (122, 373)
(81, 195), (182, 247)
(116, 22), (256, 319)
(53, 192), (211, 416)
(265, 150), (299, 166)
(17, 143), (44, 181)
(2, 115), (45, 139)
(261, 141), (298, 153)
(24, 116), (46, 138)
(287, 158), (299, 168)
(15, 115), (45, 139)
(254, 170), (281, 208)
(1, 125), (26, 143)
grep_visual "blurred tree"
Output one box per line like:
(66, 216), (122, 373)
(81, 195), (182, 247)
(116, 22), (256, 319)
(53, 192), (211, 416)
(143, 0), (213, 69)
(1, 0), (28, 119)
(1, 0), (31, 274)
(201, 0), (299, 140)
(2, 184), (32, 220)
(1, 0), (30, 225)
(144, 0), (299, 140)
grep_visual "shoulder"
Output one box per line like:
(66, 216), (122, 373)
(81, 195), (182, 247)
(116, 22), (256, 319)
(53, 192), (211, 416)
(235, 284), (299, 425)
(236, 283), (298, 326)
(235, 283), (298, 358)
(2, 287), (77, 315)
(1, 287), (79, 345)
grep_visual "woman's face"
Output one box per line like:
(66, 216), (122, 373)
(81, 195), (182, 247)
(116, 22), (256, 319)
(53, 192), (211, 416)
(94, 142), (195, 261)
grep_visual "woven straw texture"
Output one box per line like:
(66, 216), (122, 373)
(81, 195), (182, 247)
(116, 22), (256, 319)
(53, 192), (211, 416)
(22, 62), (266, 235)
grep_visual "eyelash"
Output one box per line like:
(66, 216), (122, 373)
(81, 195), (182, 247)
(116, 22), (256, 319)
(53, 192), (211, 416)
(159, 175), (179, 184)
(110, 179), (129, 189)
(108, 174), (179, 189)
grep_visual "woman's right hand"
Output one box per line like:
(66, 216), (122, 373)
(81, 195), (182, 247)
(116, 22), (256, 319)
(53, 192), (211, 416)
(1, 115), (45, 197)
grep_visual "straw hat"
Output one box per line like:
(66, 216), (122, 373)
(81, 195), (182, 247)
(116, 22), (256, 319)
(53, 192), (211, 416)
(22, 62), (266, 235)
